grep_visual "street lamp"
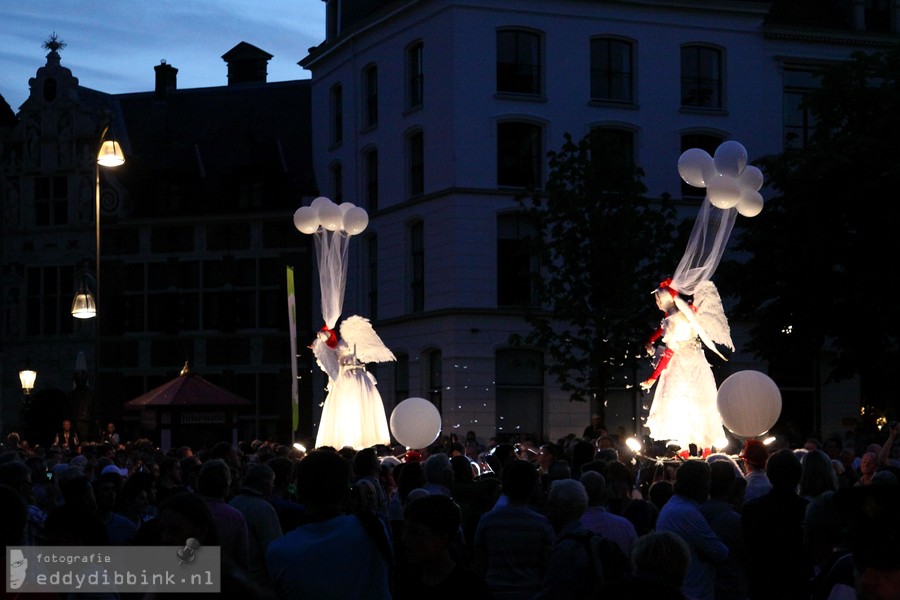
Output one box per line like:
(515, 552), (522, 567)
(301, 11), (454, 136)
(71, 123), (125, 318)
(18, 368), (37, 395)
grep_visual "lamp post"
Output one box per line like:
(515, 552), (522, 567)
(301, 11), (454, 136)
(70, 122), (124, 440)
(72, 124), (124, 319)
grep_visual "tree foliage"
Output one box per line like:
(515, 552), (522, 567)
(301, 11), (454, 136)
(516, 129), (677, 404)
(721, 46), (900, 409)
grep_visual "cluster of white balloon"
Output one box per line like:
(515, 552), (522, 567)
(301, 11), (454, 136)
(677, 141), (764, 217)
(293, 196), (370, 235)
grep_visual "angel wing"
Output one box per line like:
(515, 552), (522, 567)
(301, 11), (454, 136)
(340, 315), (396, 364)
(311, 337), (340, 383)
(692, 280), (734, 351)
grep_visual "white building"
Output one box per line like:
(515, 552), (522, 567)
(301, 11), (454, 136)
(299, 0), (898, 445)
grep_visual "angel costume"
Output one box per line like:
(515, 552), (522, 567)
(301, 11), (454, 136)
(313, 316), (393, 450)
(644, 281), (732, 449)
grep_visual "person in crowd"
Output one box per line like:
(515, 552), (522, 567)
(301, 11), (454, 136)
(198, 458), (250, 571)
(154, 455), (186, 504)
(352, 447), (389, 515)
(93, 469), (138, 545)
(423, 452), (455, 497)
(474, 459), (554, 600)
(799, 449), (838, 500)
(656, 460), (728, 600)
(101, 422), (120, 447)
(739, 439), (771, 502)
(742, 448), (812, 600)
(267, 449), (392, 599)
(604, 460), (657, 536)
(52, 419), (79, 455)
(536, 478), (628, 599)
(604, 530), (691, 599)
(700, 460), (748, 600)
(228, 463), (282, 590)
(395, 494), (493, 598)
(0, 459), (47, 545)
(579, 470), (637, 559)
(582, 414), (606, 441)
(266, 456), (306, 533)
(856, 451), (879, 486)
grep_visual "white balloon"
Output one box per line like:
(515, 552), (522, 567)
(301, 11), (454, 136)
(706, 174), (741, 209)
(318, 201), (343, 231)
(737, 189), (764, 217)
(390, 397), (441, 449)
(717, 371), (782, 438)
(737, 165), (764, 192)
(342, 206), (369, 235)
(714, 141), (748, 178)
(339, 202), (356, 217)
(310, 196), (332, 211)
(293, 206), (320, 234)
(677, 148), (715, 188)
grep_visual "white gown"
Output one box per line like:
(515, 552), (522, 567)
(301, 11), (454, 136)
(315, 347), (391, 450)
(645, 311), (724, 449)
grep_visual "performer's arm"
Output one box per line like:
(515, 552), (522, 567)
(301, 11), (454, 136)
(640, 347), (674, 390)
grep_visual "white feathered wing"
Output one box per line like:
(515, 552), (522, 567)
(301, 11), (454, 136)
(692, 280), (734, 351)
(340, 315), (396, 364)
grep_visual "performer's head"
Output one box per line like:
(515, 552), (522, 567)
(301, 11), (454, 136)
(318, 326), (338, 349)
(653, 278), (678, 311)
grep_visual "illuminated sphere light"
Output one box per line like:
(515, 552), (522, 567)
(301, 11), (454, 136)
(310, 196), (332, 211)
(706, 174), (742, 209)
(343, 206), (369, 235)
(293, 206), (320, 234)
(713, 141), (748, 178)
(390, 397), (441, 449)
(737, 165), (765, 192)
(736, 189), (764, 218)
(677, 148), (715, 188)
(717, 370), (782, 438)
(318, 201), (343, 231)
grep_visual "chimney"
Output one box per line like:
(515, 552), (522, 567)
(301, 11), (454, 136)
(222, 42), (273, 86)
(154, 60), (178, 99)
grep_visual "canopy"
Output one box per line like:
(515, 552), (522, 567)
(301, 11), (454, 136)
(124, 363), (251, 409)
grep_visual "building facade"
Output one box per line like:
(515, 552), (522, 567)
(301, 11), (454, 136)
(299, 0), (898, 445)
(1, 42), (317, 448)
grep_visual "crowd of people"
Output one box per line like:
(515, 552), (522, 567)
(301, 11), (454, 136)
(1, 419), (899, 599)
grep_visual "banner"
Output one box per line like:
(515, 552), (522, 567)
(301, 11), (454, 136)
(286, 266), (299, 434)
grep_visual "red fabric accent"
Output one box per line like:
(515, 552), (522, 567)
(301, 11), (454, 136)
(646, 326), (664, 347)
(647, 347), (675, 382)
(658, 278), (678, 298)
(321, 326), (338, 349)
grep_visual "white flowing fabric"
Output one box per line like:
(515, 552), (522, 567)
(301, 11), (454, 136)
(671, 199), (736, 296)
(315, 344), (391, 450)
(314, 229), (350, 329)
(645, 311), (725, 449)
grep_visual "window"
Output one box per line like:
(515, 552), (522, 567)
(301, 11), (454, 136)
(363, 64), (378, 128)
(427, 350), (443, 414)
(497, 213), (538, 307)
(330, 83), (343, 146)
(363, 148), (378, 211)
(783, 69), (818, 149)
(407, 42), (424, 109)
(35, 176), (68, 226)
(497, 29), (541, 95)
(410, 221), (424, 313)
(681, 45), (722, 109)
(589, 127), (636, 167)
(26, 265), (75, 336)
(590, 37), (634, 103)
(408, 131), (424, 197)
(495, 349), (544, 441)
(330, 162), (343, 203)
(497, 121), (542, 188)
(394, 352), (410, 405)
(681, 132), (723, 197)
(367, 234), (378, 319)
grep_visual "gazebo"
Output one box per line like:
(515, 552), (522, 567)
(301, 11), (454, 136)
(124, 362), (252, 451)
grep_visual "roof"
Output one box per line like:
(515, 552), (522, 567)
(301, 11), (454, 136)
(124, 366), (252, 409)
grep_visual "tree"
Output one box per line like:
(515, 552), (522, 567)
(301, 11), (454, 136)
(515, 129), (677, 414)
(721, 46), (900, 421)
